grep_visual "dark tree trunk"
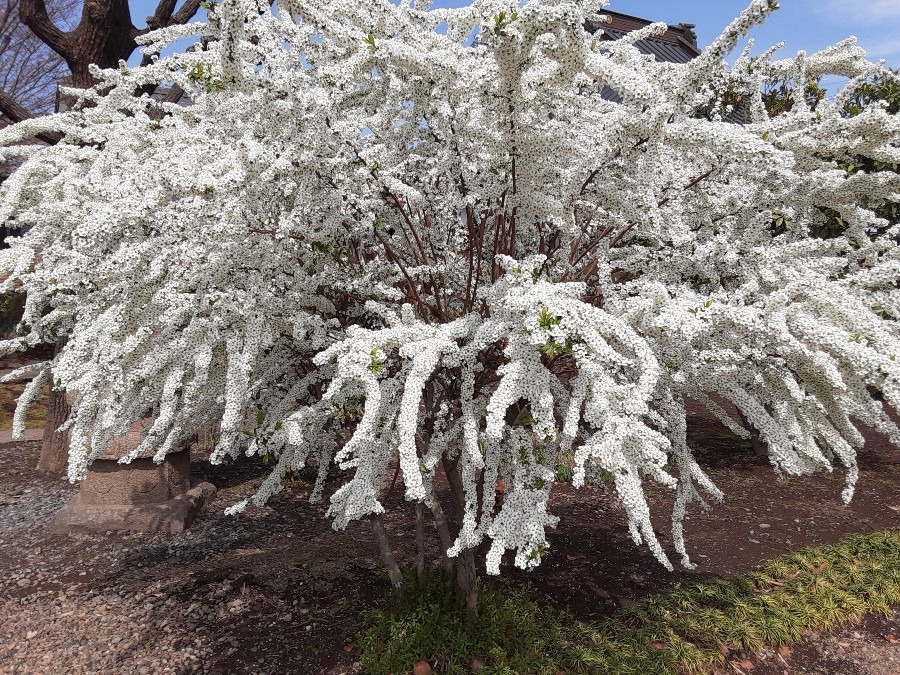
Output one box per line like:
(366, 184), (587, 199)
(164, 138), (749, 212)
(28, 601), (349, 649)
(440, 455), (481, 614)
(370, 513), (404, 590)
(736, 406), (771, 458)
(37, 335), (69, 474)
(6, 0), (201, 121)
(427, 490), (455, 573)
(414, 501), (425, 583)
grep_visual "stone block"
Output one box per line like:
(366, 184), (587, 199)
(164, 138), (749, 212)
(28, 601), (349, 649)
(50, 416), (217, 534)
(51, 481), (217, 534)
(78, 447), (191, 506)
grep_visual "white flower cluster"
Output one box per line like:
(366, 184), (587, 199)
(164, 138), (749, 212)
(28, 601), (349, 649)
(1, 0), (898, 574)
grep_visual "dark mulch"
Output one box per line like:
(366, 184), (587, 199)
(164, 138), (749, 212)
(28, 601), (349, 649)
(0, 395), (898, 674)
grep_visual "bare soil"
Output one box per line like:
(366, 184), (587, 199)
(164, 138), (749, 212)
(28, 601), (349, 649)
(0, 387), (898, 674)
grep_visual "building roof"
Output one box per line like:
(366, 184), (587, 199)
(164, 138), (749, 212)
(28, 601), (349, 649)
(587, 10), (700, 63)
(584, 10), (700, 104)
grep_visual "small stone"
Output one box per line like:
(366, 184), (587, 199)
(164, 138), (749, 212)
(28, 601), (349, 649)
(759, 523), (771, 528)
(413, 660), (432, 675)
(26, 631), (38, 640)
(280, 613), (292, 622)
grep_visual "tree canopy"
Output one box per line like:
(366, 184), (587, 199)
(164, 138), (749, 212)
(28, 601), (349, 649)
(1, 0), (898, 585)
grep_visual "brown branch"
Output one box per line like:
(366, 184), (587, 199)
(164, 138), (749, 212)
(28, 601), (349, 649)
(580, 168), (599, 195)
(146, 0), (177, 29)
(19, 0), (72, 61)
(490, 212), (503, 282)
(656, 168), (714, 208)
(0, 88), (62, 144)
(369, 514), (403, 590)
(161, 83), (184, 103)
(171, 0), (202, 25)
(426, 488), (455, 572)
(385, 191), (428, 264)
(468, 209), (489, 313)
(383, 191), (448, 318)
(0, 87), (35, 123)
(569, 222), (615, 270)
(608, 222), (635, 249)
(464, 205), (475, 311)
(374, 229), (443, 321)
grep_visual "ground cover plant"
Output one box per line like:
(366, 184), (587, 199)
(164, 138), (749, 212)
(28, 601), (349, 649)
(359, 530), (900, 674)
(0, 0), (898, 612)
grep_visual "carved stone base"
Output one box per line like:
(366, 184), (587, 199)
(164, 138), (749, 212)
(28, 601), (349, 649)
(79, 444), (193, 505)
(52, 481), (216, 534)
(50, 422), (217, 534)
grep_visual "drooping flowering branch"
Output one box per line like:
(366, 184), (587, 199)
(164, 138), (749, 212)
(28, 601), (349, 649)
(0, 0), (898, 594)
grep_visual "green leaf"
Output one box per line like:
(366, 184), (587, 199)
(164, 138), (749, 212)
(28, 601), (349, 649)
(365, 33), (377, 54)
(369, 346), (384, 374)
(537, 307), (561, 330)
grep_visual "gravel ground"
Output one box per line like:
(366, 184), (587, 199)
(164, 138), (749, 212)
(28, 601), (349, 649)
(0, 466), (247, 675)
(1, 413), (898, 675)
(0, 441), (368, 675)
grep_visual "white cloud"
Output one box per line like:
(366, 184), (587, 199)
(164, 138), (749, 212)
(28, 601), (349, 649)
(820, 0), (900, 24)
(859, 37), (900, 62)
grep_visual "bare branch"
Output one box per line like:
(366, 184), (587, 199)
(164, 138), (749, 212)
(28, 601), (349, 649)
(18, 0), (71, 60)
(146, 0), (177, 29)
(0, 87), (35, 123)
(171, 0), (202, 26)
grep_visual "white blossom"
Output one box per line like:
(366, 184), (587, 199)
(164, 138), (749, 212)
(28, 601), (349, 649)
(1, 0), (898, 573)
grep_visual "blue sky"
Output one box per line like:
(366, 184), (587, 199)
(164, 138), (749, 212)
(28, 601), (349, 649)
(129, 0), (899, 77)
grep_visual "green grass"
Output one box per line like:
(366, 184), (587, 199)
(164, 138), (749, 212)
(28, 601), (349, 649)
(358, 530), (900, 674)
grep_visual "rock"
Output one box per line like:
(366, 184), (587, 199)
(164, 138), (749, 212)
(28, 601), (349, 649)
(413, 660), (432, 675)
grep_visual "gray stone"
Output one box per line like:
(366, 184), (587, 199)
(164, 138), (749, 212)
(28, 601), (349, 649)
(50, 417), (216, 534)
(51, 482), (216, 535)
(78, 447), (191, 506)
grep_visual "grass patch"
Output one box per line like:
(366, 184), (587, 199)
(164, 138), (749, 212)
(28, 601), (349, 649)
(0, 382), (48, 431)
(358, 530), (900, 674)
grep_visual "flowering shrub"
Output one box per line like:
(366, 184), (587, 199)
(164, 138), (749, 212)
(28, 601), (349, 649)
(1, 0), (898, 591)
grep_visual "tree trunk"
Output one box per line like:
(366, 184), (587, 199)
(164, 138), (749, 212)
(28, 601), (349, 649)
(370, 513), (403, 590)
(37, 335), (69, 474)
(427, 491), (455, 573)
(736, 406), (771, 458)
(456, 548), (479, 615)
(440, 455), (480, 614)
(414, 501), (425, 583)
(16, 0), (202, 114)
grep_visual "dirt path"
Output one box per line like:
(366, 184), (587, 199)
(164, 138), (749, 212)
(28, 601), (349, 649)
(0, 400), (898, 674)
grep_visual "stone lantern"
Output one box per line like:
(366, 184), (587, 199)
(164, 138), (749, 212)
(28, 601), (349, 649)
(52, 414), (216, 534)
